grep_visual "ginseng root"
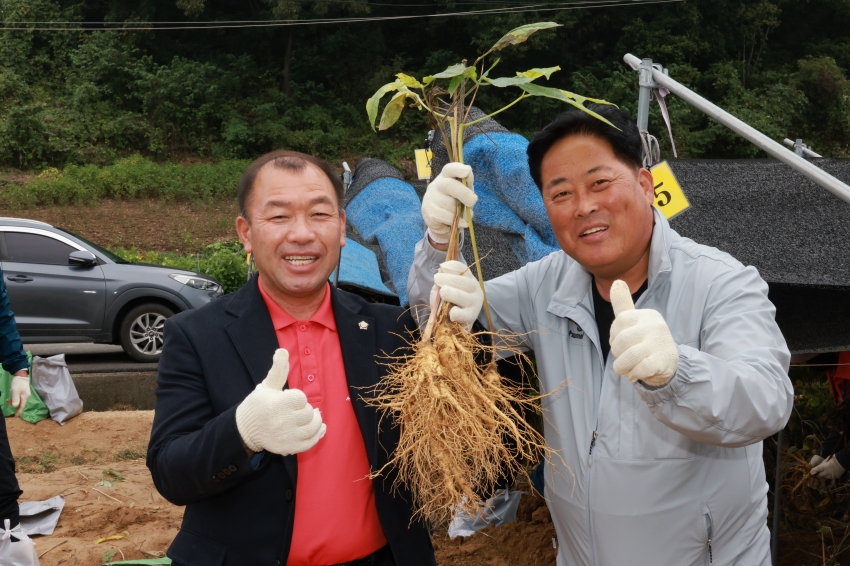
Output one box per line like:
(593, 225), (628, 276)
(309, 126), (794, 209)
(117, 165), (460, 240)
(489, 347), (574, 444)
(368, 312), (555, 526)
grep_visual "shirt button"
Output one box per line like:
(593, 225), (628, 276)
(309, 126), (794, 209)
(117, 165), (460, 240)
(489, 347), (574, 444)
(228, 464), (237, 472)
(299, 324), (306, 332)
(307, 374), (314, 382)
(304, 348), (311, 355)
(285, 489), (293, 501)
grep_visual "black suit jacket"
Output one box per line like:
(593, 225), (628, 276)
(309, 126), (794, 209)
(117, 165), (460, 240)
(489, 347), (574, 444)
(146, 278), (435, 566)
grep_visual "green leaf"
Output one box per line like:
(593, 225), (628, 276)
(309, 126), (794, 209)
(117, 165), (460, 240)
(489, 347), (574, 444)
(396, 73), (423, 89)
(517, 83), (618, 128)
(366, 81), (402, 131)
(518, 66), (561, 80)
(102, 550), (118, 564)
(463, 66), (478, 81)
(423, 76), (435, 85)
(378, 90), (413, 131)
(448, 75), (463, 96)
(486, 76), (535, 88)
(108, 560), (172, 565)
(431, 63), (467, 79)
(490, 22), (561, 52)
(103, 469), (125, 482)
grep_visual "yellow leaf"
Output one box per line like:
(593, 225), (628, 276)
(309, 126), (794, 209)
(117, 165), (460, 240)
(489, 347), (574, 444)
(95, 534), (124, 544)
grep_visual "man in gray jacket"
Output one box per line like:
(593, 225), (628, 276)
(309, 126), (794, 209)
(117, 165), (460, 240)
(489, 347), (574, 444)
(408, 105), (793, 565)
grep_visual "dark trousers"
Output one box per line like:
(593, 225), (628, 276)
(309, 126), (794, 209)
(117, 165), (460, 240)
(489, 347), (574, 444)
(0, 415), (21, 526)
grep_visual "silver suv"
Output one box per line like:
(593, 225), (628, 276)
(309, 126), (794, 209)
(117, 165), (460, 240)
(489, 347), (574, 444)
(0, 218), (222, 362)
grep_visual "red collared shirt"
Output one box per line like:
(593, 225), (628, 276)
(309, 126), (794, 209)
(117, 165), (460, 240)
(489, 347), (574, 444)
(258, 280), (387, 565)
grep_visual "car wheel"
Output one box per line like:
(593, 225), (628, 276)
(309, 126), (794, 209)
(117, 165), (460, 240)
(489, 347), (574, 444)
(120, 303), (174, 363)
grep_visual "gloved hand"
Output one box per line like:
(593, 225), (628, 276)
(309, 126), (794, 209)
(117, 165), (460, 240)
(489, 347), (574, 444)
(421, 163), (477, 244)
(812, 455), (846, 480)
(810, 454), (825, 468)
(236, 349), (326, 456)
(609, 280), (679, 387)
(431, 260), (483, 331)
(9, 374), (30, 418)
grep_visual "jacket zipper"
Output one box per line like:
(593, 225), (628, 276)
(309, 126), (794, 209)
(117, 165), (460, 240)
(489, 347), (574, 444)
(589, 430), (599, 457)
(703, 506), (713, 565)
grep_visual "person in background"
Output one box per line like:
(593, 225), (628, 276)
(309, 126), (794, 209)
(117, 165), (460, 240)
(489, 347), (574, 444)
(0, 272), (33, 539)
(147, 150), (435, 566)
(810, 393), (850, 482)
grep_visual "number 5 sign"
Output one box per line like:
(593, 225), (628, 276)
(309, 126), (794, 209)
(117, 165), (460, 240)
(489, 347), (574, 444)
(650, 160), (690, 220)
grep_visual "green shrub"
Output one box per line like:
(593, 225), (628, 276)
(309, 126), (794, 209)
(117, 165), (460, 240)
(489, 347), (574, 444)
(3, 155), (248, 208)
(111, 240), (248, 294)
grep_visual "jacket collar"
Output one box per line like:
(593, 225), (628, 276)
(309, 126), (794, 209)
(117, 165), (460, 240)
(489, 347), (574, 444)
(547, 207), (673, 317)
(224, 277), (299, 484)
(224, 276), (280, 386)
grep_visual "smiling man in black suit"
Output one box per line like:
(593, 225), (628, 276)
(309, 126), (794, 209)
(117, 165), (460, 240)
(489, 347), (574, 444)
(147, 150), (435, 566)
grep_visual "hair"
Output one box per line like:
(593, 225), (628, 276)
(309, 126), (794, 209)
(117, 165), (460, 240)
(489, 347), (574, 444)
(237, 149), (344, 219)
(526, 104), (643, 190)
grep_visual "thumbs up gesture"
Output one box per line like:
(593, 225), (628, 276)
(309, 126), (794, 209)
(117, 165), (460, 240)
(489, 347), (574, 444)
(236, 349), (326, 455)
(609, 280), (680, 387)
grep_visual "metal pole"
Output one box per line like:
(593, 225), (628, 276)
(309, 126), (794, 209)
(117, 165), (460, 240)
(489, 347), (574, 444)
(772, 428), (783, 565)
(636, 58), (653, 131)
(624, 53), (850, 205)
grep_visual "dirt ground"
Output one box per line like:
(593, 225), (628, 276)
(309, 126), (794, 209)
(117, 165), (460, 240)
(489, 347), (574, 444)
(0, 199), (240, 253)
(7, 412), (180, 564)
(6, 411), (559, 565)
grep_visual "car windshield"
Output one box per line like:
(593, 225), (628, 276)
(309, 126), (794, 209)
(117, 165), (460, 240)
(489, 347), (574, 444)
(57, 228), (130, 264)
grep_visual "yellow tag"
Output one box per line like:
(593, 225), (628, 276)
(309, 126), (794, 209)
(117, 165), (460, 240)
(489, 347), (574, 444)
(650, 160), (690, 219)
(245, 252), (251, 266)
(414, 149), (433, 180)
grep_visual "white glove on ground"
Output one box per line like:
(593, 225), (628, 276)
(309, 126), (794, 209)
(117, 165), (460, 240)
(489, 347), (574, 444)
(236, 349), (326, 455)
(10, 375), (30, 418)
(810, 454), (825, 468)
(422, 163), (477, 244)
(431, 260), (483, 331)
(609, 280), (679, 387)
(812, 455), (846, 480)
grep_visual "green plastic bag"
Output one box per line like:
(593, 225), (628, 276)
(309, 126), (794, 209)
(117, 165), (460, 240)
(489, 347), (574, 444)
(0, 352), (49, 424)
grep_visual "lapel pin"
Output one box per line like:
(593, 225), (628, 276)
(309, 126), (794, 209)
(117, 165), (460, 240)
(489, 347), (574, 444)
(358, 321), (369, 330)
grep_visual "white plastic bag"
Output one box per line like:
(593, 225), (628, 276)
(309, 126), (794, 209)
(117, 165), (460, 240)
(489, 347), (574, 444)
(31, 355), (83, 425)
(447, 488), (525, 538)
(19, 495), (65, 536)
(0, 519), (40, 566)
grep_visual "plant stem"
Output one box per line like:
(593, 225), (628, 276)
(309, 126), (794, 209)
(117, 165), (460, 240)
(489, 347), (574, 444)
(465, 93), (528, 129)
(464, 205), (495, 336)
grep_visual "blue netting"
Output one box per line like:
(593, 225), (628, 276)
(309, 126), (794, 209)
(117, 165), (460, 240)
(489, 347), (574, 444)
(345, 176), (424, 305)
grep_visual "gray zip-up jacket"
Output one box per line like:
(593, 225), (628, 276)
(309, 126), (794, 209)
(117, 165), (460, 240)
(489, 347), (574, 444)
(408, 209), (792, 566)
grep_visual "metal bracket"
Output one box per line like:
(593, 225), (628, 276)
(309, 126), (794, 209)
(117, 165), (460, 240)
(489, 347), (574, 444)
(342, 161), (352, 192)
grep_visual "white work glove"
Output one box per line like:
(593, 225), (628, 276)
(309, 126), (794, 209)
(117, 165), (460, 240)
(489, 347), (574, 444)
(812, 455), (846, 480)
(431, 260), (483, 331)
(421, 163), (477, 244)
(9, 374), (30, 418)
(235, 349), (326, 456)
(810, 454), (825, 468)
(609, 280), (679, 387)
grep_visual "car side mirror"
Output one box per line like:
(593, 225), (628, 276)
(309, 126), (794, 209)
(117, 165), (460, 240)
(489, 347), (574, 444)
(69, 250), (97, 267)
